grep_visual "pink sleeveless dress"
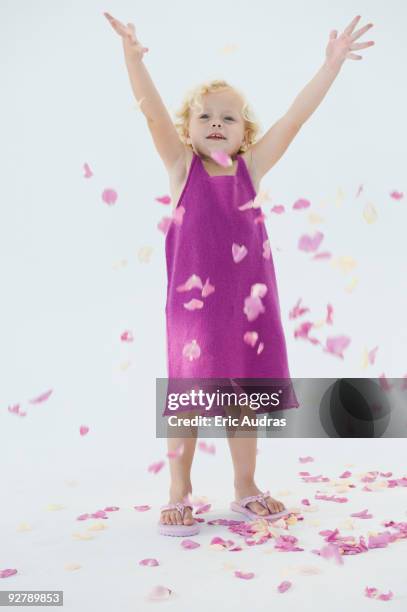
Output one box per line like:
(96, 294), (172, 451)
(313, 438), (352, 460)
(162, 151), (298, 415)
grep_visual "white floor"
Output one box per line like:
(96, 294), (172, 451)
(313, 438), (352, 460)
(1, 410), (406, 612)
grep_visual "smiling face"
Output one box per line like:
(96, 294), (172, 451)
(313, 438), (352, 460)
(186, 90), (246, 160)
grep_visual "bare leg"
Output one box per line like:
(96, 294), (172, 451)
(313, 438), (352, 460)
(160, 413), (198, 526)
(226, 403), (286, 515)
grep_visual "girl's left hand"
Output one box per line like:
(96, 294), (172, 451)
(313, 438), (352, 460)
(325, 15), (375, 69)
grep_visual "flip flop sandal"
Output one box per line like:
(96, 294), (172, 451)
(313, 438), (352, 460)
(157, 502), (200, 536)
(230, 490), (293, 521)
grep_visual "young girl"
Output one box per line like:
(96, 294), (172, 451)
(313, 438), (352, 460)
(104, 12), (374, 536)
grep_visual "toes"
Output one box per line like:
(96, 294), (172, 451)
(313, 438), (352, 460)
(248, 501), (268, 515)
(266, 498), (285, 514)
(173, 511), (182, 525)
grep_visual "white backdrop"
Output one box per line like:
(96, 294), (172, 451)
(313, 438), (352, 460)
(1, 1), (406, 611)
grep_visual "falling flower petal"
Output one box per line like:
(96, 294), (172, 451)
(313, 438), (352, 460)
(312, 251), (332, 260)
(390, 190), (403, 200)
(365, 587), (393, 601)
(262, 240), (271, 259)
(238, 199), (255, 211)
(350, 509), (373, 519)
(368, 346), (379, 364)
(363, 202), (377, 224)
(326, 304), (334, 325)
(298, 231), (324, 252)
(157, 217), (172, 235)
(254, 212), (266, 224)
(324, 336), (351, 359)
(120, 330), (134, 342)
(147, 585), (172, 601)
(7, 403), (27, 417)
(173, 205), (185, 226)
(83, 163), (93, 178)
(197, 441), (216, 454)
(176, 274), (203, 292)
(356, 184), (363, 197)
(102, 188), (118, 206)
(148, 461), (165, 474)
(243, 296), (265, 322)
(319, 543), (344, 565)
(183, 298), (204, 310)
(289, 299), (310, 320)
(271, 205), (285, 214)
(79, 425), (89, 436)
(293, 198), (310, 210)
(257, 342), (264, 355)
(235, 570), (255, 580)
(139, 558), (159, 566)
(299, 457), (314, 463)
(210, 150), (233, 167)
(28, 389), (53, 404)
(232, 243), (248, 263)
(0, 569), (18, 579)
(155, 195), (171, 205)
(181, 539), (200, 549)
(195, 504), (211, 514)
(167, 444), (185, 459)
(202, 278), (215, 297)
(137, 246), (153, 263)
(278, 580), (292, 592)
(134, 505), (151, 512)
(182, 339), (201, 361)
(243, 331), (258, 347)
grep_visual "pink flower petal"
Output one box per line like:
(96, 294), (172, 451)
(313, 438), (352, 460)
(232, 243), (248, 263)
(182, 339), (201, 361)
(298, 231), (324, 252)
(278, 580), (292, 593)
(139, 558), (159, 566)
(319, 543), (343, 565)
(254, 212), (266, 224)
(262, 240), (271, 259)
(312, 251), (332, 260)
(0, 569), (17, 579)
(79, 425), (89, 436)
(289, 298), (310, 320)
(28, 389), (53, 404)
(238, 199), (255, 211)
(183, 298), (204, 311)
(323, 335), (351, 359)
(243, 296), (265, 322)
(356, 184), (363, 197)
(195, 503), (211, 514)
(157, 217), (172, 235)
(235, 570), (255, 580)
(251, 283), (267, 298)
(8, 403), (27, 417)
(147, 585), (172, 601)
(326, 304), (334, 325)
(181, 539), (200, 549)
(271, 205), (285, 214)
(197, 441), (216, 454)
(155, 195), (171, 205)
(210, 150), (233, 167)
(147, 460), (165, 474)
(102, 188), (118, 206)
(167, 444), (185, 459)
(172, 205), (185, 226)
(350, 509), (373, 519)
(368, 346), (379, 364)
(120, 330), (134, 342)
(389, 190), (403, 200)
(299, 456), (314, 463)
(83, 163), (93, 178)
(134, 505), (151, 512)
(201, 278), (215, 297)
(256, 341), (264, 355)
(293, 198), (310, 210)
(243, 331), (259, 347)
(176, 274), (203, 292)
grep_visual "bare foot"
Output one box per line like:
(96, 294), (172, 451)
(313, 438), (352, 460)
(234, 482), (286, 515)
(160, 484), (195, 526)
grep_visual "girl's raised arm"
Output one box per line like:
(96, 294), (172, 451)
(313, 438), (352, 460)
(104, 12), (185, 172)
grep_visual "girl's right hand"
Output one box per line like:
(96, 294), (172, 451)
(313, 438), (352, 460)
(103, 12), (149, 62)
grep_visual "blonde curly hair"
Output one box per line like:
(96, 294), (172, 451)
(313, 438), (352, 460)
(173, 79), (261, 155)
